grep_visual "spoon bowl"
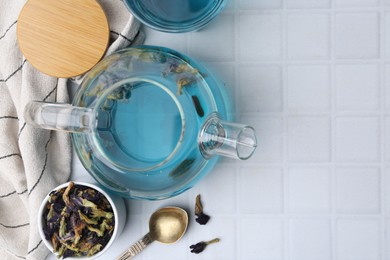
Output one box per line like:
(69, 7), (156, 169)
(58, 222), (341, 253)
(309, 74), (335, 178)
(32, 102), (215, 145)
(149, 207), (188, 244)
(116, 207), (188, 260)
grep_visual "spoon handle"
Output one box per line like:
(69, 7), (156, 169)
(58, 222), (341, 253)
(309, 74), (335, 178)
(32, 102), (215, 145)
(116, 233), (154, 260)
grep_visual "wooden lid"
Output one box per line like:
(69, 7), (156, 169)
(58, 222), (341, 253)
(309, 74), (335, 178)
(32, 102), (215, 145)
(17, 0), (109, 78)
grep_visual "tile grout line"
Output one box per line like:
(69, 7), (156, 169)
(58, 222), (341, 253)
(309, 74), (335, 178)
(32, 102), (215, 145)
(330, 1), (337, 259)
(281, 1), (290, 259)
(379, 0), (387, 259)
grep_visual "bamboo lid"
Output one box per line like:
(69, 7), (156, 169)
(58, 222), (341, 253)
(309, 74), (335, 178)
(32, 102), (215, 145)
(17, 0), (109, 78)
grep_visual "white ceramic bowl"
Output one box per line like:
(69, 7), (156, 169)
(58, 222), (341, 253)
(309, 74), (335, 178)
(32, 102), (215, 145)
(38, 181), (126, 259)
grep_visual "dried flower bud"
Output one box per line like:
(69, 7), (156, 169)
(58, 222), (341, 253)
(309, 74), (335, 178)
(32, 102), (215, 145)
(190, 238), (220, 254)
(194, 194), (210, 225)
(195, 213), (210, 225)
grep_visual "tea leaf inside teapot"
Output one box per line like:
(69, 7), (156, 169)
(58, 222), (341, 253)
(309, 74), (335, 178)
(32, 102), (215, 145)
(169, 158), (195, 179)
(176, 77), (196, 95)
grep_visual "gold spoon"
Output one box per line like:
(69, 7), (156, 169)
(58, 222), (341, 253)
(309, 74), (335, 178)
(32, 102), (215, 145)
(116, 207), (188, 260)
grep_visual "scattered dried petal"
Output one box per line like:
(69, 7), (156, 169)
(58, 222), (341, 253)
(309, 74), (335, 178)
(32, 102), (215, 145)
(195, 213), (210, 225)
(190, 238), (220, 254)
(190, 242), (206, 254)
(194, 194), (210, 225)
(195, 194), (203, 215)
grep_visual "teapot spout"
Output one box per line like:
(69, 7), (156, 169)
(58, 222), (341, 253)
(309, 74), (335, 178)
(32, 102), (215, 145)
(198, 113), (257, 160)
(24, 101), (94, 133)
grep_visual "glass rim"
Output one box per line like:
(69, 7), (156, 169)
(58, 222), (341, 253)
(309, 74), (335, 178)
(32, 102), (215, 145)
(236, 125), (257, 160)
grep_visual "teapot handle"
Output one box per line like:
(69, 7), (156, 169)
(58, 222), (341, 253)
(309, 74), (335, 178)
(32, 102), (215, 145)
(24, 101), (94, 133)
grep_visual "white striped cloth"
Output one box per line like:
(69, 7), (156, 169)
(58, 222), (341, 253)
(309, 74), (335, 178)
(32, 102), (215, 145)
(0, 1), (142, 259)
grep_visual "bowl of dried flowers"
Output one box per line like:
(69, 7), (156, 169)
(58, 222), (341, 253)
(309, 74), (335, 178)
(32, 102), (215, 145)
(38, 181), (126, 259)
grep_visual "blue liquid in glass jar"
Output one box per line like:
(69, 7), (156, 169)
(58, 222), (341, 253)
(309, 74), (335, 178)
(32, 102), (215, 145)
(139, 0), (213, 23)
(123, 0), (227, 32)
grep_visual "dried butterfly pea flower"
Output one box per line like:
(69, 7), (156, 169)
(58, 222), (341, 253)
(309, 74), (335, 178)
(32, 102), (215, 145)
(194, 194), (210, 225)
(169, 158), (195, 179)
(195, 213), (210, 225)
(42, 182), (114, 259)
(81, 198), (113, 219)
(70, 213), (85, 245)
(176, 77), (196, 95)
(78, 210), (98, 225)
(192, 95), (204, 117)
(47, 204), (54, 221)
(87, 244), (103, 257)
(52, 233), (59, 252)
(87, 219), (114, 238)
(58, 245), (66, 258)
(80, 189), (100, 202)
(189, 238), (220, 254)
(59, 217), (67, 238)
(77, 239), (93, 253)
(62, 181), (74, 206)
(49, 188), (65, 203)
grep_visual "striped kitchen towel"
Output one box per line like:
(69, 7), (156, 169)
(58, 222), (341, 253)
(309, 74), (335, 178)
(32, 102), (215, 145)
(0, 1), (142, 259)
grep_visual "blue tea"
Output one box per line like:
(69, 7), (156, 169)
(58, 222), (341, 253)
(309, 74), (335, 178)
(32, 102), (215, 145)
(123, 0), (227, 32)
(133, 0), (214, 23)
(72, 46), (231, 199)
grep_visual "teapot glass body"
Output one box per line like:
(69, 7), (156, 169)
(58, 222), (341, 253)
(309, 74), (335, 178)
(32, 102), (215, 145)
(25, 46), (257, 200)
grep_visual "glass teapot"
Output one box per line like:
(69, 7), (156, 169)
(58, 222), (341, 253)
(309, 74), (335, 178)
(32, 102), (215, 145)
(24, 46), (257, 200)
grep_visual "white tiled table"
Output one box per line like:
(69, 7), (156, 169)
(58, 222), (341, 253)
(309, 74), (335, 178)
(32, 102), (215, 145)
(69, 0), (390, 259)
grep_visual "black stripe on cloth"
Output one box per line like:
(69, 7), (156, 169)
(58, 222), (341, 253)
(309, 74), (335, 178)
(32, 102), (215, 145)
(0, 116), (18, 120)
(110, 30), (136, 43)
(0, 190), (16, 198)
(0, 20), (17, 41)
(27, 240), (42, 255)
(0, 59), (27, 83)
(18, 123), (26, 137)
(0, 188), (27, 198)
(0, 187), (27, 198)
(0, 153), (22, 160)
(28, 134), (51, 196)
(0, 222), (29, 229)
(17, 189), (27, 195)
(43, 83), (58, 101)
